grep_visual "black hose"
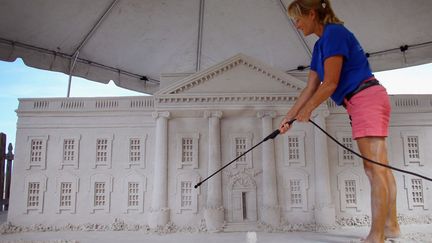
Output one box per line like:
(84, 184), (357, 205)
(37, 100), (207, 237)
(308, 119), (432, 182)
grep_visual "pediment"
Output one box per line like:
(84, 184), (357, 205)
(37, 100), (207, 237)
(156, 53), (306, 96)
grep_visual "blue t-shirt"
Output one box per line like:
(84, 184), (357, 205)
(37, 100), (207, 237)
(310, 24), (373, 105)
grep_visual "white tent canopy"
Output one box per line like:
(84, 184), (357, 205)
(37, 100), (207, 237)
(1, 0), (431, 94)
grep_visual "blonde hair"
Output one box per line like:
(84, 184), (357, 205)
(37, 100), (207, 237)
(287, 0), (343, 25)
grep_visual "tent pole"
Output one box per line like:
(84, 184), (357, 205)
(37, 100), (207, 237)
(196, 0), (205, 72)
(67, 52), (79, 97)
(66, 0), (119, 97)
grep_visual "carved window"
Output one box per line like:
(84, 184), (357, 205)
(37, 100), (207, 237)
(180, 181), (193, 209)
(288, 137), (300, 160)
(27, 135), (49, 169)
(60, 182), (72, 209)
(60, 135), (80, 169)
(24, 174), (47, 214)
(342, 138), (354, 160)
(123, 172), (146, 213)
(407, 136), (419, 160)
(344, 180), (357, 206)
(27, 182), (40, 209)
(289, 179), (302, 206)
(284, 132), (306, 167)
(90, 174), (113, 213)
(401, 132), (424, 166)
(96, 139), (108, 164)
(230, 133), (253, 168)
(176, 133), (199, 169)
(285, 170), (309, 212)
(411, 179), (424, 205)
(63, 139), (75, 161)
(176, 172), (200, 214)
(235, 138), (247, 163)
(125, 135), (147, 169)
(182, 138), (193, 163)
(129, 139), (141, 163)
(60, 182), (73, 208)
(56, 174), (79, 214)
(337, 132), (358, 166)
(337, 171), (361, 212)
(404, 175), (428, 210)
(128, 182), (140, 207)
(94, 135), (113, 168)
(94, 182), (106, 207)
(31, 139), (43, 163)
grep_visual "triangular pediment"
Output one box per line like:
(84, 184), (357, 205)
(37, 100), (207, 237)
(156, 53), (306, 96)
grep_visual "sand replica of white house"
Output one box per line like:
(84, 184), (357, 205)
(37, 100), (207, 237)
(8, 54), (431, 232)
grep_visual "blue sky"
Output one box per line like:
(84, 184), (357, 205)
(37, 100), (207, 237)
(1, 58), (432, 147)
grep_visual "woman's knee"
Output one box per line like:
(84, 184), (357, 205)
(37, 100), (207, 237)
(364, 163), (388, 179)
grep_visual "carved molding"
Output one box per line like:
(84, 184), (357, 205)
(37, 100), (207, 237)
(156, 94), (298, 105)
(167, 56), (304, 95)
(257, 111), (277, 119)
(204, 110), (223, 119)
(152, 111), (171, 119)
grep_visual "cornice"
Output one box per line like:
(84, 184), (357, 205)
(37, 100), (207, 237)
(155, 93), (298, 106)
(156, 53), (305, 95)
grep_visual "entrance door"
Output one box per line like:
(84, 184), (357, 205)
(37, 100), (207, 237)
(232, 190), (257, 222)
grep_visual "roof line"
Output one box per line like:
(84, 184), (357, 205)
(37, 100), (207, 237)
(0, 38), (160, 84)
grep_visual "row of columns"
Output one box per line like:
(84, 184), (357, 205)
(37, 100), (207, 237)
(148, 110), (335, 228)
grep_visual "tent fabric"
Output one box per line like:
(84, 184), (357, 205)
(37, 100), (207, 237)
(0, 0), (431, 94)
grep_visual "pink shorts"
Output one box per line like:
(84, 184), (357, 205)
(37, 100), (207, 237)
(344, 85), (391, 139)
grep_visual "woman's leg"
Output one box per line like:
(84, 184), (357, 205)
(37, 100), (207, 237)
(384, 165), (400, 238)
(357, 137), (398, 243)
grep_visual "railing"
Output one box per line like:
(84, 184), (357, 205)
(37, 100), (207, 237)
(18, 96), (154, 113)
(0, 133), (13, 211)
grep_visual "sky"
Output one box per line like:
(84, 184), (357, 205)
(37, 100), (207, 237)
(1, 58), (432, 148)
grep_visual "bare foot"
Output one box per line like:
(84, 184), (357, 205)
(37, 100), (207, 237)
(384, 225), (401, 239)
(360, 234), (385, 243)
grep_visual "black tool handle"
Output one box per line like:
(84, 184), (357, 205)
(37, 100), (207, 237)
(194, 119), (296, 189)
(263, 118), (296, 141)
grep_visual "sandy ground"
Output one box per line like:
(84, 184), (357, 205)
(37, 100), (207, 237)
(0, 211), (431, 243)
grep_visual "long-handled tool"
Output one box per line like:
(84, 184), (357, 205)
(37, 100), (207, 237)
(194, 118), (432, 189)
(194, 119), (296, 188)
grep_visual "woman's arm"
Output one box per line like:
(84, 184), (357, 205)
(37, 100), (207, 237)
(279, 69), (320, 133)
(295, 55), (343, 122)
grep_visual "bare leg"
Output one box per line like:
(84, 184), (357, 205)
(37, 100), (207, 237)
(357, 137), (399, 243)
(384, 167), (400, 238)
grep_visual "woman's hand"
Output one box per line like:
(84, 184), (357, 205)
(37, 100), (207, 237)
(279, 115), (295, 134)
(295, 106), (313, 122)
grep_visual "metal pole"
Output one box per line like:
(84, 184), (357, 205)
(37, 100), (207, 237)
(196, 0), (205, 72)
(5, 143), (13, 211)
(67, 0), (119, 97)
(0, 133), (6, 211)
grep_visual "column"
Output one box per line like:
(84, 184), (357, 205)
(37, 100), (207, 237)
(257, 111), (280, 226)
(149, 111), (170, 227)
(203, 111), (225, 232)
(313, 110), (336, 226)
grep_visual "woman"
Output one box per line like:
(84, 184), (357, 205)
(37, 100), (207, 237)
(279, 0), (400, 242)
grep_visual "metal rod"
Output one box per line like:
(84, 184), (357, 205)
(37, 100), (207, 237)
(67, 52), (79, 97)
(196, 0), (205, 72)
(194, 119), (296, 188)
(67, 0), (119, 97)
(72, 0), (119, 57)
(0, 38), (160, 85)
